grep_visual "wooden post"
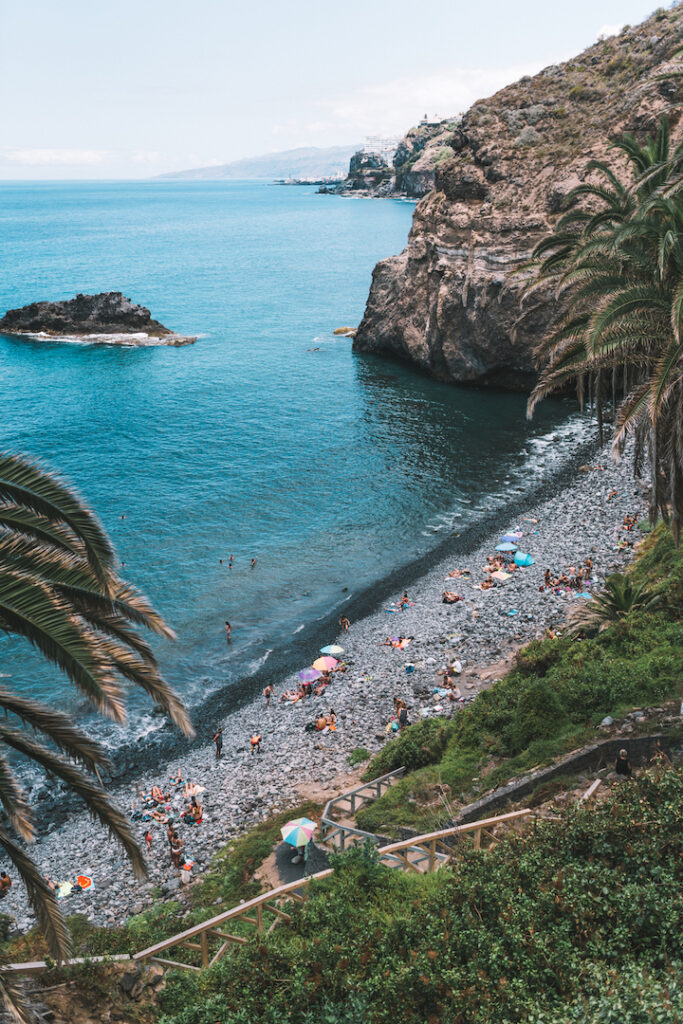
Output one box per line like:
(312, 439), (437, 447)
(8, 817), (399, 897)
(429, 839), (436, 872)
(473, 828), (481, 851)
(200, 931), (209, 968)
(256, 905), (263, 934)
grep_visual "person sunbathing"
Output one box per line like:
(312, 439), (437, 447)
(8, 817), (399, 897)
(150, 808), (168, 822)
(480, 579), (494, 590)
(280, 688), (302, 703)
(184, 780), (203, 799)
(313, 680), (329, 696)
(442, 591), (462, 604)
(151, 785), (169, 804)
(169, 770), (184, 787)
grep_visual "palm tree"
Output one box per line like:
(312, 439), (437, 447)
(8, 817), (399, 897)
(521, 118), (683, 542)
(0, 452), (193, 988)
(568, 573), (661, 635)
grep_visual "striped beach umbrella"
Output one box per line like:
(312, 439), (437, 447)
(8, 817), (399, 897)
(312, 656), (338, 671)
(280, 818), (317, 848)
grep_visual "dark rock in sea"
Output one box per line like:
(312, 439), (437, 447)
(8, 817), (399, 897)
(0, 292), (197, 346)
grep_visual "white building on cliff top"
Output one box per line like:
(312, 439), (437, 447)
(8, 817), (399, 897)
(363, 136), (402, 165)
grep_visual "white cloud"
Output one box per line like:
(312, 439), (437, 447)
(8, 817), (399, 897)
(596, 23), (623, 40)
(274, 61), (569, 145)
(2, 147), (110, 166)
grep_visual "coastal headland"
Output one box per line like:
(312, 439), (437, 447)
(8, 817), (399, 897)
(0, 292), (197, 346)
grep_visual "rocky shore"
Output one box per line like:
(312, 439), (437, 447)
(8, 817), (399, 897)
(353, 8), (683, 386)
(0, 292), (197, 346)
(0, 446), (648, 937)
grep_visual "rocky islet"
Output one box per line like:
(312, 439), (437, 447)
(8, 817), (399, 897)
(0, 292), (197, 346)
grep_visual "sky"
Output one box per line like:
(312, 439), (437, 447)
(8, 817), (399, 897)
(0, 0), (670, 179)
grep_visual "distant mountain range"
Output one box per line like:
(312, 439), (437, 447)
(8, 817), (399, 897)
(156, 144), (362, 181)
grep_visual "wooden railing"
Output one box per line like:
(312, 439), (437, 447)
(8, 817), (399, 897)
(319, 767), (405, 850)
(131, 807), (532, 973)
(4, 773), (531, 977)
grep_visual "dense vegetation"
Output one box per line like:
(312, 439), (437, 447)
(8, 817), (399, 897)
(154, 760), (683, 1024)
(356, 522), (683, 836)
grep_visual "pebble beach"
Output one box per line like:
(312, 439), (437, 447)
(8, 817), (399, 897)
(3, 448), (648, 935)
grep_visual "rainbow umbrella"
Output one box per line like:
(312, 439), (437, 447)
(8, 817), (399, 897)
(320, 645), (344, 656)
(299, 668), (322, 683)
(76, 875), (94, 891)
(280, 818), (317, 848)
(312, 656), (338, 671)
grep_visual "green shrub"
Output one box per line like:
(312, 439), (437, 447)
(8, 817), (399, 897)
(347, 747), (371, 766)
(508, 677), (568, 753)
(362, 717), (455, 780)
(156, 764), (683, 1024)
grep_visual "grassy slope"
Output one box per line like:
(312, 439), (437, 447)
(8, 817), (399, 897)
(155, 761), (683, 1024)
(355, 523), (683, 837)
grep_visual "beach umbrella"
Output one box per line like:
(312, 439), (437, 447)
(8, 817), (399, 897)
(299, 668), (322, 683)
(514, 551), (535, 567)
(500, 533), (522, 543)
(320, 645), (344, 656)
(495, 542), (518, 553)
(312, 656), (338, 671)
(280, 817), (317, 848)
(76, 875), (93, 891)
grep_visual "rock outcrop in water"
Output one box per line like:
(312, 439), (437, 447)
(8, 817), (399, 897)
(354, 7), (683, 388)
(319, 119), (458, 199)
(0, 292), (197, 346)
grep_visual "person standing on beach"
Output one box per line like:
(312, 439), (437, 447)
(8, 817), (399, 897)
(251, 733), (262, 754)
(263, 684), (274, 708)
(213, 728), (223, 759)
(170, 832), (184, 870)
(144, 829), (152, 853)
(339, 615), (350, 632)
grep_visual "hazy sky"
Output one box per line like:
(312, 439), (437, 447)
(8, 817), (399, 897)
(0, 0), (666, 179)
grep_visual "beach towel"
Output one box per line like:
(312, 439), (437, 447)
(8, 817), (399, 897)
(491, 570), (510, 582)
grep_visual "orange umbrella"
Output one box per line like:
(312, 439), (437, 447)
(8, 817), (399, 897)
(312, 656), (338, 671)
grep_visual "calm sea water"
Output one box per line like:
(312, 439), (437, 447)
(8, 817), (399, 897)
(0, 180), (583, 747)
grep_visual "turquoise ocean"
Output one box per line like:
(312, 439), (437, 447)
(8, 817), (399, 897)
(0, 180), (584, 750)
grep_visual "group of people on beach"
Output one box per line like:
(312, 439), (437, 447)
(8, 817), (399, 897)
(541, 559), (593, 593)
(132, 771), (207, 872)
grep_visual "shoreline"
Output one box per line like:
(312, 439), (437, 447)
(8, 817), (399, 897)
(2, 436), (649, 933)
(84, 426), (605, 789)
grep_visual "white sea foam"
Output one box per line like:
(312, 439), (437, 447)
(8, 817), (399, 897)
(23, 331), (171, 346)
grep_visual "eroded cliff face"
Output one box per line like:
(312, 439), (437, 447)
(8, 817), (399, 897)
(354, 8), (683, 388)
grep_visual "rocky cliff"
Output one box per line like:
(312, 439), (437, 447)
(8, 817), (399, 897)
(320, 119), (458, 198)
(354, 7), (683, 387)
(0, 292), (197, 346)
